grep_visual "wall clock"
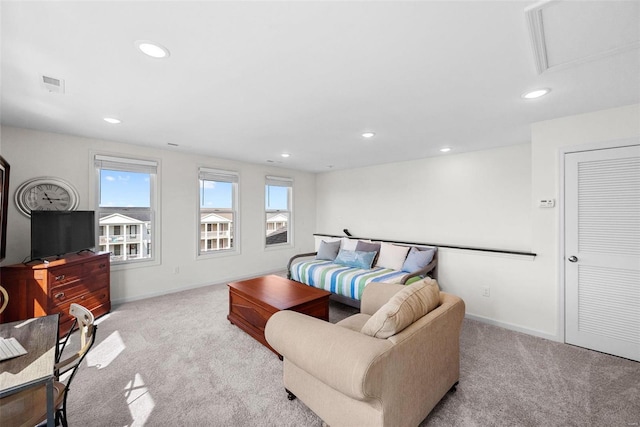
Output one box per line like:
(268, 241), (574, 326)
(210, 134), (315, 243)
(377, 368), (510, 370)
(15, 176), (80, 217)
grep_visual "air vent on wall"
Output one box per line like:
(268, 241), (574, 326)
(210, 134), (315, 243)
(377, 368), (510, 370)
(40, 74), (65, 93)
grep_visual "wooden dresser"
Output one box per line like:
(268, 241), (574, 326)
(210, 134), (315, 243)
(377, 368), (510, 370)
(0, 252), (110, 335)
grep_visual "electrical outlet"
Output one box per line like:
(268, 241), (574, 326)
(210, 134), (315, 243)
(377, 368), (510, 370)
(482, 287), (490, 297)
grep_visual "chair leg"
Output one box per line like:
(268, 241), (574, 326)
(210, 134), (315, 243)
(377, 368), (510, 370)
(285, 388), (297, 401)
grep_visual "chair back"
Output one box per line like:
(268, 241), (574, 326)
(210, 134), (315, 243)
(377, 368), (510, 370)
(56, 303), (97, 380)
(0, 285), (8, 314)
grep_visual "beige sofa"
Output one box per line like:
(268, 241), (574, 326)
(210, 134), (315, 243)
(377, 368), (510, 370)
(265, 280), (465, 427)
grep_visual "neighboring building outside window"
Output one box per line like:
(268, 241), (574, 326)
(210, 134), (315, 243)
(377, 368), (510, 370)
(95, 154), (157, 264)
(199, 168), (238, 255)
(265, 176), (292, 246)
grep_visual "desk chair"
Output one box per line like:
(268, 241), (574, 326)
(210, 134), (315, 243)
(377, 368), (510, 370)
(0, 303), (97, 427)
(0, 285), (8, 315)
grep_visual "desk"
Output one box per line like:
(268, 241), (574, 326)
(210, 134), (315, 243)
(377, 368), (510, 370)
(0, 315), (59, 426)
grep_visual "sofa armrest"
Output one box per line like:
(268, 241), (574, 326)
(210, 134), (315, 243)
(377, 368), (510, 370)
(359, 282), (405, 316)
(286, 252), (317, 279)
(265, 310), (393, 400)
(400, 259), (437, 284)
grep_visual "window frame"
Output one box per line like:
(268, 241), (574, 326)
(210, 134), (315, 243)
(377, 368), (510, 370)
(265, 175), (293, 248)
(197, 167), (239, 257)
(94, 154), (159, 266)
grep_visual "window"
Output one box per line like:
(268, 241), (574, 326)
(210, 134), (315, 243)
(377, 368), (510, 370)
(95, 155), (157, 264)
(199, 168), (238, 255)
(265, 176), (292, 246)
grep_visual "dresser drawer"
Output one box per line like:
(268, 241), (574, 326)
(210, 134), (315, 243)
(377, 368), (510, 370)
(51, 287), (110, 327)
(47, 264), (84, 289)
(50, 274), (108, 307)
(84, 258), (109, 276)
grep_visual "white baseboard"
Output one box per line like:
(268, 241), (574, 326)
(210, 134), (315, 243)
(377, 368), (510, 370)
(465, 313), (560, 343)
(111, 268), (287, 306)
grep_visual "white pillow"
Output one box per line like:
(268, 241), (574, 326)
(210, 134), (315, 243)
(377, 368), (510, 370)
(376, 242), (410, 271)
(341, 237), (358, 251)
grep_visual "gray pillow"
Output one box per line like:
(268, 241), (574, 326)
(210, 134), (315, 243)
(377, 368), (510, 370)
(355, 240), (381, 255)
(316, 240), (341, 261)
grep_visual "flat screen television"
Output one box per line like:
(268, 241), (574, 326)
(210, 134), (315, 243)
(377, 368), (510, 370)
(31, 210), (96, 259)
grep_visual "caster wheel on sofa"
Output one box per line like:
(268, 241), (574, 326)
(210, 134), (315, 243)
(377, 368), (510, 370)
(286, 389), (297, 401)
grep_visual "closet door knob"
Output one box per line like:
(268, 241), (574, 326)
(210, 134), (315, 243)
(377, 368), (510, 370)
(568, 256), (578, 263)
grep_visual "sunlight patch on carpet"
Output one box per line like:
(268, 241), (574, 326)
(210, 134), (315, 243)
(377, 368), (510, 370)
(124, 373), (155, 426)
(86, 330), (125, 369)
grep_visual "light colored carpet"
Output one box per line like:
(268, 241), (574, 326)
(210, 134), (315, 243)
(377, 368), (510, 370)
(64, 282), (640, 426)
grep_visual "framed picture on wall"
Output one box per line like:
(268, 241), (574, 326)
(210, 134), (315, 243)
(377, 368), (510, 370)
(0, 155), (10, 262)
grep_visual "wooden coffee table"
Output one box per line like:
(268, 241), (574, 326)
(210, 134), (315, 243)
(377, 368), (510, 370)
(227, 275), (331, 355)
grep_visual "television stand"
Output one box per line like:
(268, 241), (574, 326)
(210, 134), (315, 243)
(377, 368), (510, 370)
(0, 252), (111, 335)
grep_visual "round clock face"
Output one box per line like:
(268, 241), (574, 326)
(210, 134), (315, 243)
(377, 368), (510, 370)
(15, 177), (80, 217)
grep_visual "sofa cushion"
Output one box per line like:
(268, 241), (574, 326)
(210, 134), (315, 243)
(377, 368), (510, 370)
(361, 278), (440, 339)
(402, 247), (436, 273)
(336, 313), (371, 332)
(316, 240), (341, 261)
(376, 242), (410, 271)
(334, 249), (377, 269)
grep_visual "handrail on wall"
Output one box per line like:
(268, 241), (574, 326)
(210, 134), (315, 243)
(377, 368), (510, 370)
(314, 233), (537, 258)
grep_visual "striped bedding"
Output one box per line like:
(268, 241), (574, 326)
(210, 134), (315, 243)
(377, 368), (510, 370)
(290, 259), (413, 300)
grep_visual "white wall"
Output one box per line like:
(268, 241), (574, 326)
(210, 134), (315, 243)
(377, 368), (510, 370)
(531, 103), (640, 341)
(0, 126), (317, 303)
(315, 143), (550, 336)
(317, 104), (640, 340)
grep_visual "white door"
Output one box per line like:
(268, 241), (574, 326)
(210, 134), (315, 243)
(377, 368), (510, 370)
(565, 144), (640, 362)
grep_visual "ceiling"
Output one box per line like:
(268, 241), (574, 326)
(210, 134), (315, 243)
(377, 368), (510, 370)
(1, 1), (639, 172)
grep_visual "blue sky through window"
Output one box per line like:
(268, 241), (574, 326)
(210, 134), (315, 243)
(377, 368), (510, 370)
(100, 170), (150, 207)
(200, 180), (232, 208)
(266, 185), (288, 210)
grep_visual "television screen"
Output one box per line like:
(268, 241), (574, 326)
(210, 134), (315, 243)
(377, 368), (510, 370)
(31, 210), (96, 259)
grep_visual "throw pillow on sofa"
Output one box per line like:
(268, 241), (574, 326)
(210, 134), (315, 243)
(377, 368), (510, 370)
(355, 240), (381, 255)
(376, 242), (410, 271)
(355, 240), (381, 265)
(334, 249), (377, 269)
(402, 246), (436, 273)
(316, 240), (341, 261)
(361, 278), (440, 339)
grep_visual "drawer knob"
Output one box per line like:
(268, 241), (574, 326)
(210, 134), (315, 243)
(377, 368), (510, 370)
(99, 264), (106, 269)
(55, 292), (65, 299)
(55, 274), (66, 281)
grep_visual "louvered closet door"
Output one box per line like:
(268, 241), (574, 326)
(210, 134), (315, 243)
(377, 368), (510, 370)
(565, 144), (640, 362)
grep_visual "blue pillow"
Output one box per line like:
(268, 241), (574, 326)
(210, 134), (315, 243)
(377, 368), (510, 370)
(334, 249), (377, 269)
(402, 247), (436, 273)
(316, 240), (341, 261)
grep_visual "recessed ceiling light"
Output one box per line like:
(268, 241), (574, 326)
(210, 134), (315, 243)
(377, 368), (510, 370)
(135, 40), (170, 59)
(281, 153), (290, 158)
(521, 88), (550, 99)
(362, 132), (375, 138)
(103, 117), (121, 124)
(440, 147), (451, 153)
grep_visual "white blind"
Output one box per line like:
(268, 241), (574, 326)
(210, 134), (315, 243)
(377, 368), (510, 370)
(266, 175), (293, 187)
(199, 168), (238, 183)
(95, 154), (157, 174)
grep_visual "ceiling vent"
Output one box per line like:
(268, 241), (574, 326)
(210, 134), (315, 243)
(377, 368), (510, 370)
(525, 0), (640, 74)
(40, 75), (65, 93)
